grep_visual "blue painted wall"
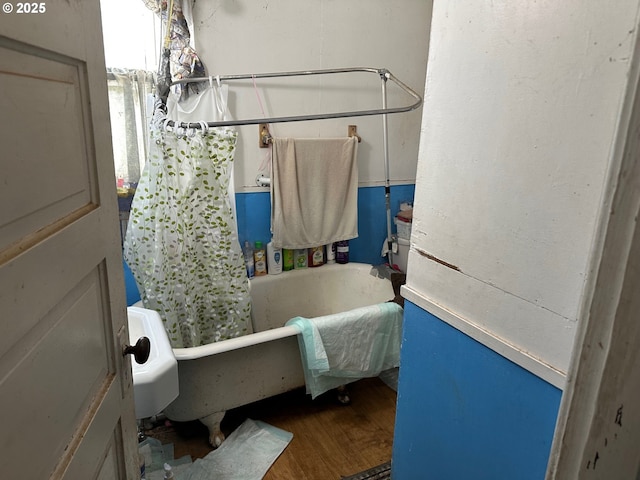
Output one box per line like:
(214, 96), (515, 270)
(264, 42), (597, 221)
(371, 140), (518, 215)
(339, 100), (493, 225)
(236, 184), (415, 265)
(123, 184), (415, 304)
(392, 301), (562, 480)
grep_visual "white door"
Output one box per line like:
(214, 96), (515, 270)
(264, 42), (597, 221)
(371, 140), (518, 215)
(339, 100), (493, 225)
(0, 1), (138, 478)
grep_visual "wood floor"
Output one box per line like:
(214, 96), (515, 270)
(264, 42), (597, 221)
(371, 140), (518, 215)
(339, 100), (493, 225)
(144, 376), (397, 479)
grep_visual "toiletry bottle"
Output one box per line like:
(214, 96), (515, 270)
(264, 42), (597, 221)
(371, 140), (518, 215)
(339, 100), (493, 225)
(326, 243), (336, 264)
(254, 241), (268, 276)
(138, 452), (146, 480)
(283, 249), (294, 271)
(267, 240), (283, 275)
(244, 240), (255, 278)
(163, 463), (174, 480)
(336, 240), (349, 264)
(308, 246), (324, 267)
(294, 248), (308, 269)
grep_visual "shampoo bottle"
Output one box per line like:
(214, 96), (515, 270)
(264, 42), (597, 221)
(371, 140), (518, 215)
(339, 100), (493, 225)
(308, 246), (324, 267)
(254, 241), (267, 276)
(326, 243), (336, 264)
(267, 241), (283, 275)
(244, 241), (255, 278)
(283, 249), (294, 271)
(336, 240), (349, 264)
(294, 248), (308, 269)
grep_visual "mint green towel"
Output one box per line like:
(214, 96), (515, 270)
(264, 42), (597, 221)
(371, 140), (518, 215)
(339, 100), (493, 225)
(286, 302), (403, 399)
(183, 419), (292, 480)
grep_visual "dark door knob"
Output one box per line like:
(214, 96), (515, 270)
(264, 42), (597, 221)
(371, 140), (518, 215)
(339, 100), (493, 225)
(123, 336), (151, 364)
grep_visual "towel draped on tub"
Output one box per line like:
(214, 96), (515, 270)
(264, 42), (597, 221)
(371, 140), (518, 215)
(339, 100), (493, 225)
(286, 302), (403, 399)
(271, 137), (359, 249)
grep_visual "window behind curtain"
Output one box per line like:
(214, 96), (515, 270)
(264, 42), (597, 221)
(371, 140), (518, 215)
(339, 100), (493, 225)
(100, 0), (160, 243)
(107, 69), (156, 244)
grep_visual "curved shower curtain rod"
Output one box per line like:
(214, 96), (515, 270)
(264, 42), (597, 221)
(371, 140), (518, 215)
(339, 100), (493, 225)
(167, 66), (422, 270)
(165, 67), (423, 128)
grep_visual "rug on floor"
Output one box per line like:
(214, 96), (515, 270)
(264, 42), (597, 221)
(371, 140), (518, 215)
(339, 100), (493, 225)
(141, 419), (292, 480)
(341, 461), (391, 480)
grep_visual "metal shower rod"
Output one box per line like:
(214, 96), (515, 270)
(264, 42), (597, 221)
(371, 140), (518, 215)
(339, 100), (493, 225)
(167, 67), (423, 128)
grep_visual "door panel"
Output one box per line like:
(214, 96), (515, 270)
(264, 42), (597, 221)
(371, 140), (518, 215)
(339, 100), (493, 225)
(55, 390), (126, 479)
(1, 269), (111, 478)
(0, 211), (103, 363)
(0, 40), (94, 250)
(0, 0), (137, 478)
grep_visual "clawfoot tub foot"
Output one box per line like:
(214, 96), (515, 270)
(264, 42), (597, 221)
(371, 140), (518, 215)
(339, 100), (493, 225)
(336, 384), (351, 405)
(199, 411), (226, 448)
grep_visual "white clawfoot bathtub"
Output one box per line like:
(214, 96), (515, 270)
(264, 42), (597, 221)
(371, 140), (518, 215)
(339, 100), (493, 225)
(162, 262), (396, 446)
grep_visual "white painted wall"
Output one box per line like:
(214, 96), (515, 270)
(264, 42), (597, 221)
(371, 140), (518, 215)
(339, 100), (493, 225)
(403, 0), (640, 385)
(192, 0), (432, 191)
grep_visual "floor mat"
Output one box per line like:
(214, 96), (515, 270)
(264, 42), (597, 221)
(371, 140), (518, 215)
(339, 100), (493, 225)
(140, 419), (292, 480)
(185, 418), (292, 480)
(341, 461), (391, 480)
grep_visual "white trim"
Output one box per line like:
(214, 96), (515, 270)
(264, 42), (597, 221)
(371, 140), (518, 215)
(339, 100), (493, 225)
(401, 284), (567, 390)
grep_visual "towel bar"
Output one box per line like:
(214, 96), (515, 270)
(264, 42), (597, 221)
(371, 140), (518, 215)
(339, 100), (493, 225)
(259, 124), (361, 148)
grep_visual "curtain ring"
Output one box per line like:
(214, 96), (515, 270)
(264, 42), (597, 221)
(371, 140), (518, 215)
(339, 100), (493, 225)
(199, 121), (208, 134)
(163, 118), (172, 132)
(215, 75), (221, 88)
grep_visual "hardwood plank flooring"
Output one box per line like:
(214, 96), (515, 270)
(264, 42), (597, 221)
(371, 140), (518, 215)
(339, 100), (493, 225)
(144, 376), (397, 479)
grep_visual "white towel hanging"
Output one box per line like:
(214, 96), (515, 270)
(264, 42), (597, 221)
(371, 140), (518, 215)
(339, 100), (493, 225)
(270, 137), (359, 249)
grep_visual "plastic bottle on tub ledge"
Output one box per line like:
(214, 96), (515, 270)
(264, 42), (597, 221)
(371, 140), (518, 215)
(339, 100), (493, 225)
(336, 240), (349, 264)
(253, 241), (267, 276)
(266, 240), (283, 275)
(308, 246), (324, 267)
(294, 248), (308, 269)
(326, 243), (336, 264)
(283, 249), (294, 271)
(243, 241), (255, 278)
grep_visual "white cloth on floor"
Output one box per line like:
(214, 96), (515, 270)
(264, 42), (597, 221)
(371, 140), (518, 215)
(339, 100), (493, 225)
(271, 137), (359, 249)
(286, 302), (403, 399)
(183, 419), (292, 480)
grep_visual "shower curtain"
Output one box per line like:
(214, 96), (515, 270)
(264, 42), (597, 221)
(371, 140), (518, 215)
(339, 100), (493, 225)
(123, 121), (252, 348)
(124, 0), (251, 348)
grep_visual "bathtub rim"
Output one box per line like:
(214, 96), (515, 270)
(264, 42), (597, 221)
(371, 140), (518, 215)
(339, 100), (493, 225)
(168, 262), (393, 360)
(247, 261), (383, 286)
(172, 325), (300, 360)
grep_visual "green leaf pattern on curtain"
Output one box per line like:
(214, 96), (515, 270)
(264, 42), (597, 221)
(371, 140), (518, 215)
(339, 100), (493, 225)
(124, 125), (252, 348)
